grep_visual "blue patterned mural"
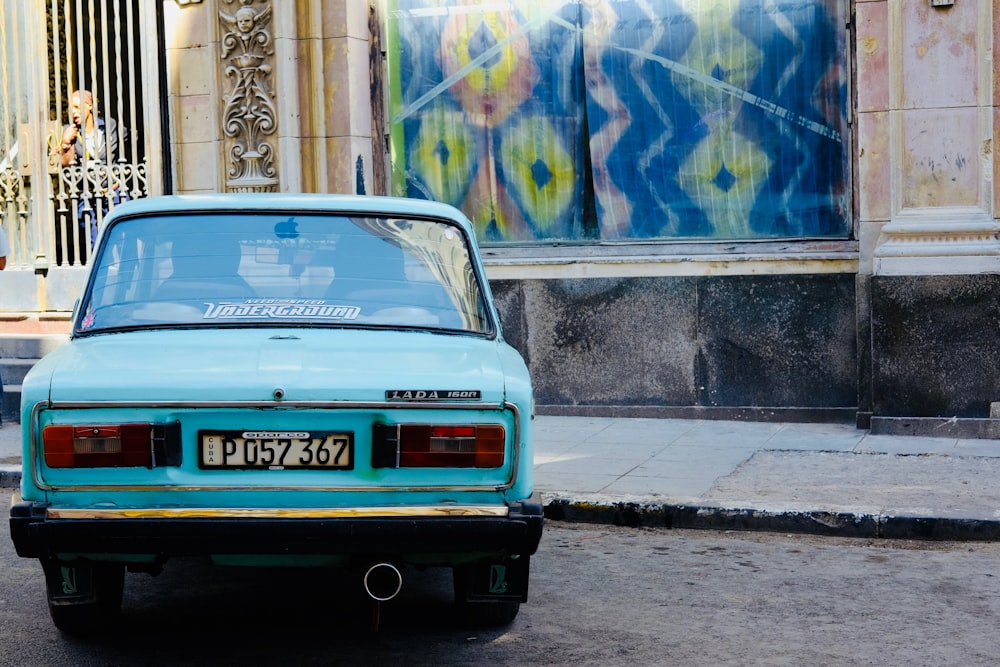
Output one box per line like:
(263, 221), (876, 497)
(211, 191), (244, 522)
(388, 0), (849, 242)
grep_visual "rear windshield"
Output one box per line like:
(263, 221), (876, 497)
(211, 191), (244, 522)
(77, 212), (493, 335)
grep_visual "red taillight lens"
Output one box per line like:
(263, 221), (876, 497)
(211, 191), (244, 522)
(372, 424), (505, 468)
(43, 424), (154, 468)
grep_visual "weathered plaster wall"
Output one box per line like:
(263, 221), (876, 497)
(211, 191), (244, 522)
(164, 1), (220, 193)
(897, 3), (982, 210)
(292, 0), (374, 194)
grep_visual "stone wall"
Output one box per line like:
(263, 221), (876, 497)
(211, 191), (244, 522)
(492, 273), (857, 422)
(870, 274), (1000, 419)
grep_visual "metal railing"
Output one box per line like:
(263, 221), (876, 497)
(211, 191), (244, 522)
(0, 0), (150, 271)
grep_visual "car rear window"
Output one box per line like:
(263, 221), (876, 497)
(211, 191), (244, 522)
(78, 212), (493, 335)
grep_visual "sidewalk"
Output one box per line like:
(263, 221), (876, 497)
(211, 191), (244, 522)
(4, 416), (1000, 540)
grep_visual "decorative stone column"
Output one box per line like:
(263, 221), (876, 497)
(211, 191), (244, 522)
(166, 0), (376, 195)
(866, 1), (999, 275)
(219, 0), (279, 192)
(857, 0), (1000, 425)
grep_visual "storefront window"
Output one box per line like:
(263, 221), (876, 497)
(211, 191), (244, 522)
(387, 0), (849, 243)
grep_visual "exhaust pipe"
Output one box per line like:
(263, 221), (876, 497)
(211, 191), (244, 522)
(363, 562), (403, 602)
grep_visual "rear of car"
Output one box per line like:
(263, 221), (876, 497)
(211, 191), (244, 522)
(8, 194), (541, 633)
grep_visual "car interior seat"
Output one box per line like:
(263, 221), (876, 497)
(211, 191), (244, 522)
(324, 233), (407, 303)
(155, 234), (255, 300)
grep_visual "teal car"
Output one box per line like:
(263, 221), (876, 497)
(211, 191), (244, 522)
(9, 194), (541, 633)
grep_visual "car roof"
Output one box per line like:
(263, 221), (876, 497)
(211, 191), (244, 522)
(103, 194), (477, 236)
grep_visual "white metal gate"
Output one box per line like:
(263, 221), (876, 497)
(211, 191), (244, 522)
(0, 0), (162, 311)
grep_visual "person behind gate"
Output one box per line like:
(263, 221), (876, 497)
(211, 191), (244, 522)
(57, 89), (128, 250)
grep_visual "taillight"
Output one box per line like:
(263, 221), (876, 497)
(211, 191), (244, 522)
(44, 424), (159, 468)
(372, 424), (505, 468)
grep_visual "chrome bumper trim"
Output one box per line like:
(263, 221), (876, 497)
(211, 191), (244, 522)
(46, 505), (510, 520)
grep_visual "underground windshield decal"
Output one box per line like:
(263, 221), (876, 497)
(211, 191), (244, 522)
(202, 299), (361, 321)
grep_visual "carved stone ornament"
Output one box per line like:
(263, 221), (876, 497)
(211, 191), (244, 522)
(219, 0), (278, 192)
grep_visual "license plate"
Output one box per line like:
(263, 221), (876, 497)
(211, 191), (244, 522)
(199, 431), (353, 470)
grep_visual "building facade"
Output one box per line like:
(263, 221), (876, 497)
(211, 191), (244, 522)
(0, 0), (997, 430)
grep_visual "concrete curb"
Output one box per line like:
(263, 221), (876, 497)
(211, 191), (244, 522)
(542, 498), (1000, 542)
(0, 466), (20, 490)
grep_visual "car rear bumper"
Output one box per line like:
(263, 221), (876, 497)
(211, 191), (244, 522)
(9, 494), (544, 561)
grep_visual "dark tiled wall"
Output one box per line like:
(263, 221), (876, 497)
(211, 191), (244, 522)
(491, 273), (857, 417)
(871, 274), (1000, 418)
